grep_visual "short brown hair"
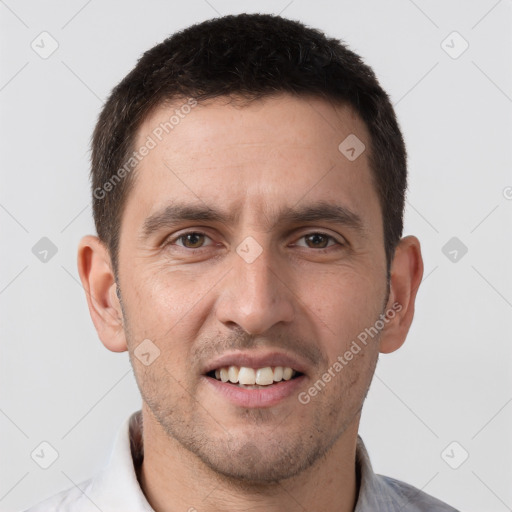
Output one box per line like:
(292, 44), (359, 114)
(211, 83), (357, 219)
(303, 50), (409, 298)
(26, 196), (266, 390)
(91, 13), (407, 278)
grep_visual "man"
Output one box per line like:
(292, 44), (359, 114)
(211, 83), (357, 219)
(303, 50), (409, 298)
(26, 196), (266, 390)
(25, 13), (459, 512)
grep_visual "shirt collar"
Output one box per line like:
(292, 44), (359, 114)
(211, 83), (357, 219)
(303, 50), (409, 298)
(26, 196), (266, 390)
(82, 410), (153, 511)
(354, 434), (397, 511)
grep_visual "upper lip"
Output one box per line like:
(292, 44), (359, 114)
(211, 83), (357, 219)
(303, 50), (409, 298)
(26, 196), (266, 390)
(202, 350), (310, 376)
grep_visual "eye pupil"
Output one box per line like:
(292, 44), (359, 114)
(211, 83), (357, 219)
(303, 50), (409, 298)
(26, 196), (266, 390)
(183, 233), (204, 248)
(306, 234), (328, 248)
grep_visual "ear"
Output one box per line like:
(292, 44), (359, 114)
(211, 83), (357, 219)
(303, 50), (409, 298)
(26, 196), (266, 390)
(77, 235), (127, 353)
(379, 235), (424, 354)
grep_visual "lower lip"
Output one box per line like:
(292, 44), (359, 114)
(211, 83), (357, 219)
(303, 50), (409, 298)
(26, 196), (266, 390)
(203, 375), (306, 408)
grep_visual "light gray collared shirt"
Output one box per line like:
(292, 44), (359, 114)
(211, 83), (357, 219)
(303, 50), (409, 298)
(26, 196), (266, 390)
(24, 410), (459, 512)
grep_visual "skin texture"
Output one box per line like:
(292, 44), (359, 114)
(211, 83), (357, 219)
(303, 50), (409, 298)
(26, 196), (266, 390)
(78, 93), (423, 512)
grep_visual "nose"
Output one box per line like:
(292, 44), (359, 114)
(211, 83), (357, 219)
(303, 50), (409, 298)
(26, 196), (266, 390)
(215, 242), (295, 336)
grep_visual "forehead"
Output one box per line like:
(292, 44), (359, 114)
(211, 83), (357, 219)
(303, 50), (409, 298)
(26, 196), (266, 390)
(136, 94), (370, 162)
(126, 94), (380, 233)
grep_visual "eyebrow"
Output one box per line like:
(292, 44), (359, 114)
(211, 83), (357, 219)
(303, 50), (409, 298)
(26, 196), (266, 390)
(139, 200), (367, 241)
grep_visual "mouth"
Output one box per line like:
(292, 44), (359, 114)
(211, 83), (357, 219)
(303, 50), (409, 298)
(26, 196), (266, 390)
(206, 365), (304, 389)
(201, 351), (309, 408)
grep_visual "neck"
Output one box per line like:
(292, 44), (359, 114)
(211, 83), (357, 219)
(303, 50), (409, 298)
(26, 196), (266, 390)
(138, 403), (359, 512)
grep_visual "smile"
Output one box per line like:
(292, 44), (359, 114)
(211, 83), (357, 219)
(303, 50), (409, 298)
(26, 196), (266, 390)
(208, 365), (302, 388)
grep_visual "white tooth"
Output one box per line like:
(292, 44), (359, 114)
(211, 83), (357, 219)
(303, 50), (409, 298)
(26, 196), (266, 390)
(238, 367), (256, 385)
(273, 366), (284, 382)
(255, 367), (274, 385)
(228, 365), (239, 383)
(215, 369), (220, 380)
(220, 367), (229, 382)
(282, 367), (293, 380)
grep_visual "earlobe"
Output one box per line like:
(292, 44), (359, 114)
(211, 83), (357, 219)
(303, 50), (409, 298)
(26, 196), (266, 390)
(77, 235), (128, 353)
(379, 235), (424, 354)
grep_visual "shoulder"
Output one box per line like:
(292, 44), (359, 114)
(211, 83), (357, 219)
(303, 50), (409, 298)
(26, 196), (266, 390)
(22, 478), (94, 512)
(376, 474), (460, 512)
(355, 436), (459, 512)
(22, 410), (150, 512)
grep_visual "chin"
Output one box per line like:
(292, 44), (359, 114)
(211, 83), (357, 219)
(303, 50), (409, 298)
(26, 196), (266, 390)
(194, 436), (324, 485)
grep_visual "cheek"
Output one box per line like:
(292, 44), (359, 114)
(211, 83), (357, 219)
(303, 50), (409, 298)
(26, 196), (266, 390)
(302, 266), (386, 334)
(127, 263), (215, 325)
(123, 264), (223, 371)
(300, 270), (386, 380)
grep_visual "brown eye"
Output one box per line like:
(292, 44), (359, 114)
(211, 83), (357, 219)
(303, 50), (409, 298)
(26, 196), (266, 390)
(295, 232), (341, 251)
(175, 232), (211, 249)
(304, 233), (331, 249)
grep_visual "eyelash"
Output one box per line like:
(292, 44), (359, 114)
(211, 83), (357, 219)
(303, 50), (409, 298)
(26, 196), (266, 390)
(165, 231), (344, 253)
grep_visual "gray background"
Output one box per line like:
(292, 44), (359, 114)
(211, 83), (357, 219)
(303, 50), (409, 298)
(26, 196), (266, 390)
(1, 1), (511, 511)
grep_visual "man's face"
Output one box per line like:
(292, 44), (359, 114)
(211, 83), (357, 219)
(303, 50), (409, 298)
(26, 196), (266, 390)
(117, 94), (389, 482)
